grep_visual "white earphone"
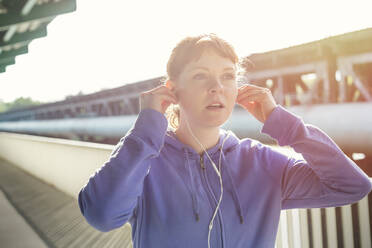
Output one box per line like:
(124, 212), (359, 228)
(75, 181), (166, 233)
(183, 112), (230, 248)
(172, 85), (229, 248)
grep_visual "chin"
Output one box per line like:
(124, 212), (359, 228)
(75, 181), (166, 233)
(203, 113), (230, 128)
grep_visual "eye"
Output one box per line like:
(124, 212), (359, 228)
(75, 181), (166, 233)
(222, 73), (235, 80)
(193, 73), (207, 80)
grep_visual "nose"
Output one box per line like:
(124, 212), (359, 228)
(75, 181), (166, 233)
(208, 77), (224, 94)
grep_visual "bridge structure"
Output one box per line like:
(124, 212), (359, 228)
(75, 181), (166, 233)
(1, 28), (372, 123)
(0, 27), (371, 168)
(243, 27), (372, 105)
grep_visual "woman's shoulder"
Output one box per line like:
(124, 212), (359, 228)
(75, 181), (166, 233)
(221, 129), (266, 152)
(227, 132), (289, 163)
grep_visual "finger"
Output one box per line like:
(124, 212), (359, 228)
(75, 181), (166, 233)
(148, 87), (178, 99)
(237, 87), (269, 99)
(146, 85), (171, 94)
(246, 84), (266, 90)
(237, 88), (264, 96)
(237, 99), (255, 108)
(144, 85), (164, 93)
(237, 89), (267, 102)
(238, 84), (270, 94)
(238, 83), (266, 91)
(237, 92), (266, 103)
(141, 88), (178, 103)
(238, 86), (270, 95)
(239, 102), (257, 114)
(159, 94), (178, 105)
(237, 100), (261, 120)
(161, 91), (178, 102)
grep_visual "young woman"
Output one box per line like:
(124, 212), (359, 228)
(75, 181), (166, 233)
(78, 34), (372, 248)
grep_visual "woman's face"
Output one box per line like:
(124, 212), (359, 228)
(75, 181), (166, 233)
(174, 50), (238, 129)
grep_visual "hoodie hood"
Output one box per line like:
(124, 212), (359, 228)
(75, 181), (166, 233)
(163, 128), (244, 224)
(164, 128), (240, 158)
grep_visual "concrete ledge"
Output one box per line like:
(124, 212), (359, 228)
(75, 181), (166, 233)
(0, 132), (116, 197)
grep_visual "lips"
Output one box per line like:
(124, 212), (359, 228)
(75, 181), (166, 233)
(206, 101), (225, 109)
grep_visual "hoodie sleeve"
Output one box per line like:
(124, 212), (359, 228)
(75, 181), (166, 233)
(78, 108), (168, 231)
(261, 105), (372, 209)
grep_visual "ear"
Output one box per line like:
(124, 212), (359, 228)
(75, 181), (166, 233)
(165, 80), (180, 102)
(165, 79), (175, 90)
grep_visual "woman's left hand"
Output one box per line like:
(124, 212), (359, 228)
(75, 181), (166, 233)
(236, 84), (277, 123)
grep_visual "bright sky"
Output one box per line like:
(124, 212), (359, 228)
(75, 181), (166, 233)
(1, 0), (372, 103)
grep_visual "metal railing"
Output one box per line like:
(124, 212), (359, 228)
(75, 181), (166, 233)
(275, 194), (371, 248)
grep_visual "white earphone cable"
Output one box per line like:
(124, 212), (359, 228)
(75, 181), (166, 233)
(183, 112), (230, 248)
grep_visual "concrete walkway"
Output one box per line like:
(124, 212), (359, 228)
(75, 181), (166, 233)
(0, 159), (132, 248)
(0, 190), (48, 248)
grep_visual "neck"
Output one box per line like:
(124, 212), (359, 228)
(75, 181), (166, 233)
(175, 120), (220, 155)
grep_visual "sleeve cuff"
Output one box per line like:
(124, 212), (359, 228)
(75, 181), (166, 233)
(260, 105), (302, 146)
(128, 108), (168, 150)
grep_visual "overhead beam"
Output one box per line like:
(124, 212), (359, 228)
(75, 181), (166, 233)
(244, 62), (323, 80)
(0, 27), (47, 46)
(0, 60), (15, 68)
(0, 63), (14, 69)
(0, 0), (76, 29)
(21, 0), (38, 16)
(350, 71), (372, 102)
(0, 46), (28, 59)
(3, 19), (51, 43)
(0, 40), (30, 50)
(0, 57), (15, 65)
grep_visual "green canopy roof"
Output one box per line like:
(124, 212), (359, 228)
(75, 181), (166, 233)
(0, 0), (76, 73)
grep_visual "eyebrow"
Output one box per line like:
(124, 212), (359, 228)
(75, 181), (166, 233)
(190, 66), (235, 72)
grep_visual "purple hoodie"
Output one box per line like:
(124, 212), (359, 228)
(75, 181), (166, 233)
(78, 105), (372, 248)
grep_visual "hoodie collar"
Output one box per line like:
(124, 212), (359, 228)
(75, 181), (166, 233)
(164, 128), (244, 224)
(164, 128), (239, 159)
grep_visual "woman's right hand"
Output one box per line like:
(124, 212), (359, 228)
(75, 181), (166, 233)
(139, 85), (178, 114)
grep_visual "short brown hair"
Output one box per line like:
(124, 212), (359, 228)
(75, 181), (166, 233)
(163, 33), (240, 130)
